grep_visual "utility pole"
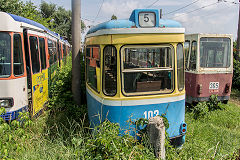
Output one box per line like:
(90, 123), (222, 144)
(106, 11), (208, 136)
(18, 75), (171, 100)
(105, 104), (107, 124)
(160, 9), (162, 19)
(237, 0), (240, 60)
(72, 0), (81, 105)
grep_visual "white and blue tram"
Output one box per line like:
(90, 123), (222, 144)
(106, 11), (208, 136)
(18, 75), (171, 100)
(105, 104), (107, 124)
(0, 11), (70, 120)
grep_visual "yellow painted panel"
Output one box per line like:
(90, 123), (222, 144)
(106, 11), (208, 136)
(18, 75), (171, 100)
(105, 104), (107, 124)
(86, 33), (184, 45)
(112, 34), (184, 44)
(85, 35), (112, 45)
(32, 71), (47, 116)
(42, 69), (49, 105)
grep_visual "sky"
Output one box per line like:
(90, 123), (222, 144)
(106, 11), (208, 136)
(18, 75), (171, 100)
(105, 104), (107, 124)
(23, 0), (239, 40)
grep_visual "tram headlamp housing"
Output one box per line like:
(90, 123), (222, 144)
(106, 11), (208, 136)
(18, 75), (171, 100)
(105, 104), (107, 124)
(0, 98), (14, 108)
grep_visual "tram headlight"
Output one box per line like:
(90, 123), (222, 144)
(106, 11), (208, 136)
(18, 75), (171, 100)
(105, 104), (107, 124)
(0, 98), (13, 108)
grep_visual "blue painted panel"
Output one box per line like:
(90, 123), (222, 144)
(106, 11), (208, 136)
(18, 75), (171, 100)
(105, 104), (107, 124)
(8, 13), (48, 31)
(87, 91), (185, 138)
(87, 20), (135, 34)
(0, 106), (28, 121)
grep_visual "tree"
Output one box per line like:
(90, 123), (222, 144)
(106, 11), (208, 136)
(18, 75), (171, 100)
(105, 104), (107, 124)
(40, 1), (86, 43)
(40, 1), (56, 19)
(111, 14), (117, 20)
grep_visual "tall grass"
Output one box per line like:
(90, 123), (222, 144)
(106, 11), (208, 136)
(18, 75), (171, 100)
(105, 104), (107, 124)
(0, 55), (240, 159)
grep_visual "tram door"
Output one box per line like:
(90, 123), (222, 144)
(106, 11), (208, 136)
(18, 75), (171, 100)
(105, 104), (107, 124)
(24, 30), (48, 117)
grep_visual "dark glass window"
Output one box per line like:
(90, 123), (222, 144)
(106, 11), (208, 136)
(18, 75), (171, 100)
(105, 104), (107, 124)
(29, 36), (40, 74)
(103, 46), (117, 96)
(177, 43), (184, 91)
(0, 32), (11, 77)
(39, 38), (47, 70)
(189, 41), (197, 70)
(184, 41), (190, 70)
(13, 34), (24, 76)
(122, 46), (173, 95)
(48, 39), (54, 65)
(200, 37), (231, 68)
(86, 46), (100, 92)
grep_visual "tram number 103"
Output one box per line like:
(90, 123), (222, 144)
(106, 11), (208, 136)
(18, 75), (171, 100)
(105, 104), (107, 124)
(143, 110), (159, 119)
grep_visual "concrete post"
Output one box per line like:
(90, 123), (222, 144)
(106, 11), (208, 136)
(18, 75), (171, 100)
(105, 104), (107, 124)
(71, 0), (81, 105)
(147, 116), (166, 160)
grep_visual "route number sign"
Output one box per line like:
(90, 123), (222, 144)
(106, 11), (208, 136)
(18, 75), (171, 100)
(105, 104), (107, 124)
(139, 12), (156, 27)
(209, 82), (219, 90)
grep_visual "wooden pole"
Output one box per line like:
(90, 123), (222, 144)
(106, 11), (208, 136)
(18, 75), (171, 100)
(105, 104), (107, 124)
(72, 0), (81, 105)
(236, 0), (240, 60)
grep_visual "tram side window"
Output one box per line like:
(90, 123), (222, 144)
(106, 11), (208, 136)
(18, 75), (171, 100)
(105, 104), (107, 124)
(39, 38), (47, 70)
(48, 39), (55, 65)
(54, 42), (58, 63)
(184, 41), (190, 70)
(200, 37), (231, 68)
(189, 41), (197, 70)
(86, 46), (100, 92)
(177, 43), (184, 91)
(122, 46), (173, 94)
(0, 33), (11, 77)
(13, 34), (24, 76)
(29, 36), (40, 74)
(103, 46), (117, 96)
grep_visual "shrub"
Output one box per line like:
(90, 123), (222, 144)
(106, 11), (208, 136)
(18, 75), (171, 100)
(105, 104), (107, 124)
(232, 58), (240, 89)
(193, 102), (209, 119)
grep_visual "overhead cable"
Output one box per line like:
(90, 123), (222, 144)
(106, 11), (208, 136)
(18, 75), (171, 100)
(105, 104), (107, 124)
(147, 0), (160, 8)
(93, 0), (105, 23)
(170, 1), (219, 19)
(164, 0), (200, 16)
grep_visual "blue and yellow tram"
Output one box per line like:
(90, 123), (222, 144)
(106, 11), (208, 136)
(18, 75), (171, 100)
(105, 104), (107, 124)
(85, 9), (187, 144)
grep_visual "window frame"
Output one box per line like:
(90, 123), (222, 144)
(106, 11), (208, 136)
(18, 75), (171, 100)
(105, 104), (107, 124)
(120, 44), (175, 96)
(13, 33), (24, 77)
(85, 45), (101, 93)
(0, 32), (12, 78)
(177, 43), (184, 91)
(102, 45), (117, 96)
(29, 35), (41, 74)
(184, 40), (190, 70)
(189, 40), (197, 71)
(39, 37), (47, 70)
(199, 37), (231, 68)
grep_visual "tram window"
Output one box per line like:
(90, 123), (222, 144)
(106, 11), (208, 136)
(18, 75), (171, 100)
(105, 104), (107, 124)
(189, 41), (197, 70)
(63, 44), (67, 57)
(86, 46), (100, 92)
(29, 36), (40, 74)
(103, 46), (117, 96)
(200, 37), (231, 68)
(177, 43), (184, 91)
(0, 32), (11, 77)
(39, 38), (47, 70)
(54, 42), (58, 63)
(122, 46), (173, 95)
(184, 41), (190, 70)
(48, 39), (54, 65)
(13, 34), (24, 76)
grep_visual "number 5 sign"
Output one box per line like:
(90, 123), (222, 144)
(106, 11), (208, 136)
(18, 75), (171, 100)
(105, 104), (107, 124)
(139, 12), (156, 27)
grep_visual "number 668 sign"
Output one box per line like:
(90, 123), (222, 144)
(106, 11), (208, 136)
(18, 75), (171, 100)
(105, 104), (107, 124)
(139, 12), (156, 27)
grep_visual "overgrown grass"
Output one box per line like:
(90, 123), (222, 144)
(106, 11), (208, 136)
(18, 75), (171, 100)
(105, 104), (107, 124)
(0, 56), (240, 159)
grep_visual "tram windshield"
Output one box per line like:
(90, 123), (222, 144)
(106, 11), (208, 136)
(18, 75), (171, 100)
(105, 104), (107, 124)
(122, 46), (173, 95)
(200, 37), (231, 68)
(0, 32), (11, 78)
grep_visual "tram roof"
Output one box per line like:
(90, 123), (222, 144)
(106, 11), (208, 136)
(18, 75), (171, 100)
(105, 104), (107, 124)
(87, 9), (183, 35)
(8, 13), (58, 36)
